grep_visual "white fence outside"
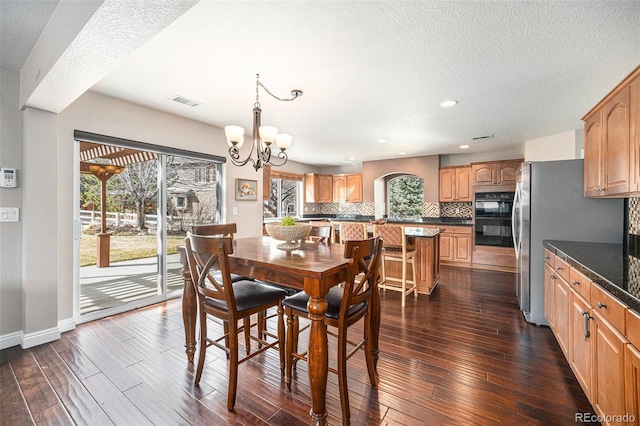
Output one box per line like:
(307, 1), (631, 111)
(79, 210), (157, 228)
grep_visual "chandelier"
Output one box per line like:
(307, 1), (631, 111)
(225, 74), (302, 171)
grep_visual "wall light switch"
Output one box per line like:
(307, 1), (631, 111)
(0, 207), (19, 222)
(232, 207), (238, 216)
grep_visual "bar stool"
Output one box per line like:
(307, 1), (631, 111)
(372, 224), (417, 307)
(339, 221), (367, 243)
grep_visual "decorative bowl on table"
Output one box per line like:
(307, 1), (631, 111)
(265, 223), (313, 251)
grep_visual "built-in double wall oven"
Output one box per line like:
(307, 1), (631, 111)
(474, 191), (515, 248)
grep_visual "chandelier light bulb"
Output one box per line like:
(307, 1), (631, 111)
(275, 134), (292, 151)
(258, 126), (278, 145)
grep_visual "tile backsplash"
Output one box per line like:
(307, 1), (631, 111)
(630, 197), (639, 235)
(303, 201), (473, 218)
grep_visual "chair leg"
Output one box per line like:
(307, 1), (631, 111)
(401, 259), (407, 308)
(243, 317), (251, 355)
(363, 312), (378, 386)
(411, 258), (418, 298)
(337, 328), (350, 422)
(380, 256), (387, 292)
(257, 310), (266, 349)
(277, 303), (285, 373)
(285, 308), (295, 390)
(223, 321), (230, 359)
(227, 320), (239, 411)
(194, 310), (208, 385)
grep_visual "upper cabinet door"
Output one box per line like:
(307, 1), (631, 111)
(455, 167), (472, 201)
(603, 87), (631, 196)
(472, 164), (496, 185)
(333, 175), (348, 202)
(439, 168), (456, 202)
(496, 162), (519, 185)
(317, 175), (333, 203)
(347, 174), (363, 203)
(584, 111), (605, 197)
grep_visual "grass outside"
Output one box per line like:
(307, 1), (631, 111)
(80, 234), (187, 267)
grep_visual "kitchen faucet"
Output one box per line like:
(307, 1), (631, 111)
(284, 202), (296, 216)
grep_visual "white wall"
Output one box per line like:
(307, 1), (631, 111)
(440, 148), (523, 167)
(522, 130), (582, 161)
(0, 66), (24, 342)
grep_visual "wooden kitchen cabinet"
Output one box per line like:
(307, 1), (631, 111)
(626, 344), (640, 426)
(569, 290), (593, 401)
(471, 159), (521, 188)
(544, 263), (556, 329)
(304, 173), (333, 203)
(583, 65), (640, 197)
(545, 249), (637, 425)
(263, 165), (272, 199)
(592, 311), (626, 425)
(332, 174), (362, 202)
(439, 166), (471, 202)
(414, 234), (440, 295)
(439, 226), (471, 265)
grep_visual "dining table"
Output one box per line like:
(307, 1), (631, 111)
(178, 235), (381, 425)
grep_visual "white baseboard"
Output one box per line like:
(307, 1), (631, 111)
(1, 318), (76, 350)
(22, 326), (60, 349)
(58, 317), (76, 334)
(0, 331), (23, 350)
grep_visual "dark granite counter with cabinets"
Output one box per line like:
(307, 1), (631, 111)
(543, 240), (640, 313)
(275, 215), (473, 227)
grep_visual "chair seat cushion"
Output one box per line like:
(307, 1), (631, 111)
(282, 287), (366, 320)
(211, 270), (253, 283)
(204, 281), (287, 312)
(382, 247), (416, 258)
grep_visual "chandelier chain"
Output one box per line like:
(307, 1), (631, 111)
(255, 73), (302, 107)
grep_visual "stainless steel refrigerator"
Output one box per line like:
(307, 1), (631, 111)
(512, 159), (624, 325)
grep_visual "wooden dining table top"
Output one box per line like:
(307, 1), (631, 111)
(227, 236), (348, 291)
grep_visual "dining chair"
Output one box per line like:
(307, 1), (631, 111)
(338, 221), (367, 243)
(307, 223), (333, 244)
(372, 223), (417, 307)
(184, 233), (286, 410)
(282, 236), (383, 423)
(191, 223), (259, 353)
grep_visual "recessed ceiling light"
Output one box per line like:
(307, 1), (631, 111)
(398, 152), (406, 155)
(377, 139), (387, 144)
(460, 145), (470, 149)
(440, 100), (458, 107)
(348, 157), (356, 161)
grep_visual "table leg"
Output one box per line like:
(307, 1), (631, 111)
(370, 281), (381, 383)
(306, 291), (329, 425)
(181, 259), (196, 363)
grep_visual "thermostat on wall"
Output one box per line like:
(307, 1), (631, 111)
(1, 168), (17, 188)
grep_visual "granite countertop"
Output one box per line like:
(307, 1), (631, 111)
(543, 240), (639, 313)
(267, 215), (473, 226)
(404, 227), (443, 238)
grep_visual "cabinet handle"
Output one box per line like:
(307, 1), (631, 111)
(582, 311), (593, 339)
(556, 266), (563, 271)
(597, 302), (607, 309)
(572, 280), (580, 286)
(544, 256), (550, 261)
(550, 274), (556, 280)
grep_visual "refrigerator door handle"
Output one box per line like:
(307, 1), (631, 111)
(512, 182), (521, 259)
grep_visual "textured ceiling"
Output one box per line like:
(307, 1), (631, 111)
(3, 1), (640, 167)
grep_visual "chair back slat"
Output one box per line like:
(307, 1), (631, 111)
(308, 225), (332, 244)
(340, 237), (382, 318)
(372, 224), (404, 248)
(339, 222), (367, 243)
(185, 233), (237, 310)
(191, 223), (238, 238)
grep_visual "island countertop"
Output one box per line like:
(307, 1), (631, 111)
(543, 239), (639, 313)
(404, 227), (443, 238)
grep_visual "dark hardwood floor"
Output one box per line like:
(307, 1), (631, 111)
(0, 266), (599, 425)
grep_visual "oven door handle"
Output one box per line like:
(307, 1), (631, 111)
(512, 183), (521, 259)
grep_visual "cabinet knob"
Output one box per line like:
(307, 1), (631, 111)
(556, 266), (563, 271)
(572, 280), (580, 286)
(597, 302), (607, 309)
(544, 256), (550, 261)
(550, 274), (556, 280)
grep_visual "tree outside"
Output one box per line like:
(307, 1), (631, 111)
(389, 175), (423, 218)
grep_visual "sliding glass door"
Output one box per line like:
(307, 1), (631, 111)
(75, 134), (223, 321)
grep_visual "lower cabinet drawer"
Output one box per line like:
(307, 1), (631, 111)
(590, 283), (627, 335)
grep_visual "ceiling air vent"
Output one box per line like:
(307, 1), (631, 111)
(472, 134), (494, 141)
(169, 95), (201, 107)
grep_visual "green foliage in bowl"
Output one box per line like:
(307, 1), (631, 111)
(280, 216), (296, 226)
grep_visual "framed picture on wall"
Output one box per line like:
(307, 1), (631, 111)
(235, 178), (258, 201)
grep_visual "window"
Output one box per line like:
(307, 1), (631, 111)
(196, 167), (208, 183)
(263, 172), (303, 218)
(388, 175), (423, 218)
(175, 196), (187, 210)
